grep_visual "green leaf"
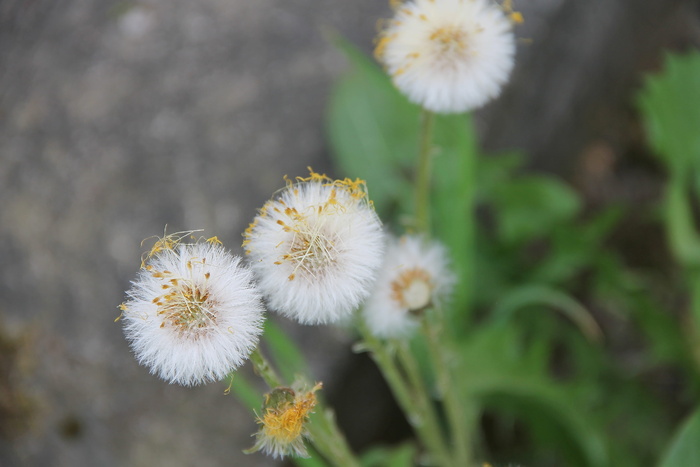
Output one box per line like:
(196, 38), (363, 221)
(593, 254), (695, 372)
(384, 444), (417, 467)
(292, 449), (332, 467)
(432, 113), (478, 327)
(457, 324), (608, 467)
(665, 181), (700, 267)
(491, 176), (581, 244)
(658, 407), (700, 467)
(531, 206), (621, 285)
(476, 151), (525, 199)
(263, 319), (309, 382)
(326, 37), (420, 216)
(490, 284), (602, 341)
(639, 52), (700, 178)
(360, 443), (417, 467)
(360, 446), (391, 467)
(227, 372), (261, 413)
(639, 53), (700, 355)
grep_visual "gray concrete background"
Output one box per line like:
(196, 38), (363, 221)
(0, 0), (698, 466)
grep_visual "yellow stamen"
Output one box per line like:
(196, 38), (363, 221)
(258, 383), (322, 444)
(206, 236), (222, 245)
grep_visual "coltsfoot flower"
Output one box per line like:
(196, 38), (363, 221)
(363, 235), (455, 338)
(375, 0), (517, 114)
(120, 233), (265, 386)
(243, 170), (385, 325)
(247, 383), (322, 459)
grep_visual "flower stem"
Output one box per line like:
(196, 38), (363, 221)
(249, 347), (282, 388)
(415, 109), (436, 234)
(421, 316), (471, 466)
(396, 340), (454, 466)
(308, 404), (362, 467)
(249, 346), (360, 467)
(357, 320), (454, 466)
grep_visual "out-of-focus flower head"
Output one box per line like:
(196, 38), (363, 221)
(363, 234), (455, 338)
(375, 0), (518, 114)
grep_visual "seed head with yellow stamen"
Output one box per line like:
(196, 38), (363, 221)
(375, 0), (517, 114)
(363, 235), (455, 338)
(246, 383), (322, 459)
(243, 169), (385, 325)
(121, 235), (265, 386)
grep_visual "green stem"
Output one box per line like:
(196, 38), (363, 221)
(415, 110), (436, 234)
(689, 273), (700, 368)
(396, 340), (454, 466)
(358, 320), (453, 466)
(250, 347), (282, 388)
(249, 347), (361, 467)
(421, 316), (471, 466)
(308, 405), (361, 467)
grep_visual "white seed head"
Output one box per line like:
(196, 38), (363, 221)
(363, 235), (455, 338)
(243, 171), (385, 325)
(121, 238), (265, 386)
(375, 0), (517, 113)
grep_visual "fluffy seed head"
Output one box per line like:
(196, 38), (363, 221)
(247, 383), (322, 459)
(375, 0), (517, 113)
(243, 170), (385, 325)
(363, 235), (455, 338)
(120, 233), (265, 386)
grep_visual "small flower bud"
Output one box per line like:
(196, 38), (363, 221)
(246, 383), (322, 459)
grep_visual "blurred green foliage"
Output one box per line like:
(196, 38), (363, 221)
(360, 443), (418, 467)
(639, 51), (700, 467)
(640, 52), (700, 268)
(659, 408), (700, 467)
(639, 52), (700, 179)
(322, 42), (700, 467)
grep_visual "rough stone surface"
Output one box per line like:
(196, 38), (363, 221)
(0, 0), (698, 466)
(0, 1), (390, 465)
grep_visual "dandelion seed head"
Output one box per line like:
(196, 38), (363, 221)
(244, 170), (385, 325)
(375, 0), (517, 113)
(121, 235), (265, 386)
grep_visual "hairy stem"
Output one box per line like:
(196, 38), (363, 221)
(358, 320), (454, 466)
(396, 340), (454, 466)
(250, 346), (282, 388)
(422, 316), (471, 466)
